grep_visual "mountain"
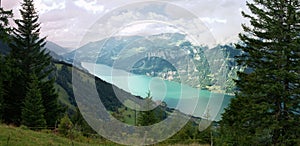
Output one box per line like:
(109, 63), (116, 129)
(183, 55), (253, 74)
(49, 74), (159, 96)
(63, 33), (243, 93)
(0, 41), (67, 61)
(44, 41), (73, 61)
(204, 44), (244, 93)
(45, 41), (72, 55)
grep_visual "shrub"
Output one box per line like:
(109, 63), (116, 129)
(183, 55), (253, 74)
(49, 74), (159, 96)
(58, 115), (73, 136)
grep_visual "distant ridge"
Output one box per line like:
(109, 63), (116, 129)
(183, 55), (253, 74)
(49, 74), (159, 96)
(45, 41), (72, 55)
(62, 33), (243, 93)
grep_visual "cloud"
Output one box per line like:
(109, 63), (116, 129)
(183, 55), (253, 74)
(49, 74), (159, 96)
(1, 0), (20, 9)
(3, 0), (249, 48)
(35, 0), (66, 14)
(74, 0), (105, 14)
(118, 23), (179, 36)
(200, 17), (227, 24)
(77, 3), (216, 48)
(118, 23), (152, 36)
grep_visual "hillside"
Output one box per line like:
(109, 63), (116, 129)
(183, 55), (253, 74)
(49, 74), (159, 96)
(0, 40), (66, 61)
(0, 124), (211, 146)
(53, 61), (217, 143)
(46, 41), (72, 55)
(0, 124), (115, 146)
(54, 61), (190, 124)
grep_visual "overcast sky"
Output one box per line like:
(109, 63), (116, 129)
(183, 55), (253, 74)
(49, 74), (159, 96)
(2, 0), (249, 49)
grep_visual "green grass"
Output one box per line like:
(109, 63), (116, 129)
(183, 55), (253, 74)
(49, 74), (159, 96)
(0, 124), (118, 146)
(0, 124), (209, 146)
(55, 64), (63, 70)
(122, 109), (137, 125)
(54, 83), (76, 111)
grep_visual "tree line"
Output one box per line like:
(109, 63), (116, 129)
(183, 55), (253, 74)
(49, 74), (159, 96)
(219, 0), (300, 145)
(0, 0), (62, 128)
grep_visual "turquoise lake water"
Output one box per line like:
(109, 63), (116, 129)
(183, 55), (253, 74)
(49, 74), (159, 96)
(82, 62), (233, 121)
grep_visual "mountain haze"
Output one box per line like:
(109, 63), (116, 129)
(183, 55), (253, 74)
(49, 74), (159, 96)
(63, 33), (243, 93)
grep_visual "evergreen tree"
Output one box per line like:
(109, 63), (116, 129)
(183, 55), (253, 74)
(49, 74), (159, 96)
(21, 74), (46, 130)
(0, 57), (3, 121)
(4, 0), (61, 126)
(1, 54), (22, 124)
(0, 7), (12, 44)
(71, 107), (96, 135)
(0, 7), (13, 122)
(40, 78), (62, 127)
(220, 0), (300, 145)
(138, 92), (158, 126)
(0, 56), (13, 121)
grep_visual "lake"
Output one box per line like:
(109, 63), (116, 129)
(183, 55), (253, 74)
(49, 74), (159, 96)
(81, 62), (233, 121)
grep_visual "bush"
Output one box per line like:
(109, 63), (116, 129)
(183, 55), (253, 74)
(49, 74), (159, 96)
(58, 115), (73, 136)
(20, 125), (29, 130)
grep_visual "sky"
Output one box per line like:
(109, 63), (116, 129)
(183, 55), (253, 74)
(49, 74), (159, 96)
(2, 0), (250, 49)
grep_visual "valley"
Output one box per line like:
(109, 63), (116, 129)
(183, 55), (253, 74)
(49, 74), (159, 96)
(63, 33), (243, 94)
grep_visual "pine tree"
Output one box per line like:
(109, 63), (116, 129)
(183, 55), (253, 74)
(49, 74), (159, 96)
(0, 56), (11, 121)
(4, 0), (61, 126)
(0, 59), (3, 121)
(0, 7), (13, 122)
(41, 78), (62, 127)
(138, 92), (158, 126)
(220, 0), (300, 145)
(21, 74), (46, 130)
(0, 7), (12, 44)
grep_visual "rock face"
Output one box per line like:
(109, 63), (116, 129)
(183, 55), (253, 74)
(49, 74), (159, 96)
(63, 33), (243, 93)
(204, 44), (244, 93)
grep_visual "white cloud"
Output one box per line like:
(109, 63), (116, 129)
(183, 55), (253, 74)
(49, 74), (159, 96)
(118, 23), (151, 36)
(200, 17), (227, 24)
(74, 0), (105, 14)
(35, 0), (66, 14)
(2, 0), (249, 48)
(118, 22), (179, 36)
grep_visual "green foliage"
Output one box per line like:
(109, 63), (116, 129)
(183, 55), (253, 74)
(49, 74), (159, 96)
(160, 120), (213, 145)
(58, 114), (73, 137)
(0, 7), (13, 123)
(1, 0), (62, 126)
(0, 8), (13, 45)
(168, 121), (198, 144)
(138, 92), (159, 126)
(56, 64), (76, 106)
(1, 54), (23, 124)
(19, 125), (29, 130)
(21, 74), (46, 130)
(40, 77), (63, 127)
(219, 0), (300, 145)
(71, 108), (96, 136)
(0, 124), (115, 146)
(0, 56), (4, 121)
(0, 73), (3, 122)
